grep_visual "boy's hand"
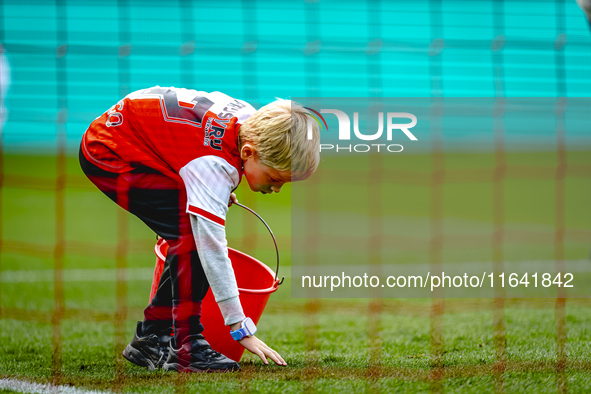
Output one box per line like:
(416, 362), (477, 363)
(228, 192), (238, 207)
(238, 335), (287, 366)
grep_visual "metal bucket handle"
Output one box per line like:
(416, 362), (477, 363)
(234, 202), (284, 285)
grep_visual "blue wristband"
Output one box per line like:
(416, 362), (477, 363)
(230, 317), (257, 341)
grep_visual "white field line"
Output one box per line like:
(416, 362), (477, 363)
(0, 266), (292, 283)
(0, 268), (154, 283)
(290, 260), (591, 274)
(0, 377), (125, 394)
(3, 259), (588, 284)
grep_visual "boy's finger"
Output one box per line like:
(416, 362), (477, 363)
(250, 337), (285, 366)
(228, 193), (238, 207)
(275, 352), (287, 366)
(267, 347), (286, 366)
(255, 348), (268, 365)
(265, 349), (282, 365)
(258, 342), (286, 366)
(272, 350), (287, 366)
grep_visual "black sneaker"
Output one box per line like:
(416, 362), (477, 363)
(163, 334), (240, 372)
(122, 322), (172, 370)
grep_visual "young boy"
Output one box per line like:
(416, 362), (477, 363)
(79, 86), (320, 372)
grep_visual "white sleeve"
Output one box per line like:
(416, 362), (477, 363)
(180, 156), (240, 225)
(179, 156), (245, 326)
(191, 215), (246, 326)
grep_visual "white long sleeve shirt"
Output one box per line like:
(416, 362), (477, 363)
(180, 155), (246, 326)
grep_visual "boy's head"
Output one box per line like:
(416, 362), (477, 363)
(239, 99), (320, 194)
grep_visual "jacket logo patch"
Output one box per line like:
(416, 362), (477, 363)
(204, 118), (229, 151)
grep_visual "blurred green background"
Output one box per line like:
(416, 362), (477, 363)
(1, 0), (591, 392)
(1, 0), (590, 152)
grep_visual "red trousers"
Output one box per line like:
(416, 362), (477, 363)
(80, 146), (209, 344)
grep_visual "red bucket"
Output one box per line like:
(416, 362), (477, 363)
(151, 210), (281, 362)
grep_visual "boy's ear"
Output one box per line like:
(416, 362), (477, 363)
(240, 142), (257, 161)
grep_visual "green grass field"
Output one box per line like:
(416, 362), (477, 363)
(1, 152), (590, 393)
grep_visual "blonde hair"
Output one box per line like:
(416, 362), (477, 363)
(239, 99), (320, 179)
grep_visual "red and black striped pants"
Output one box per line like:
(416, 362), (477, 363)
(79, 146), (208, 345)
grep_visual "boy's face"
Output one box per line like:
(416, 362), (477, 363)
(241, 144), (292, 194)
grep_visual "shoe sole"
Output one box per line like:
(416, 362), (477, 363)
(163, 362), (240, 373)
(122, 344), (158, 371)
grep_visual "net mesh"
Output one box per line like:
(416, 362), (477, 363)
(1, 0), (590, 392)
